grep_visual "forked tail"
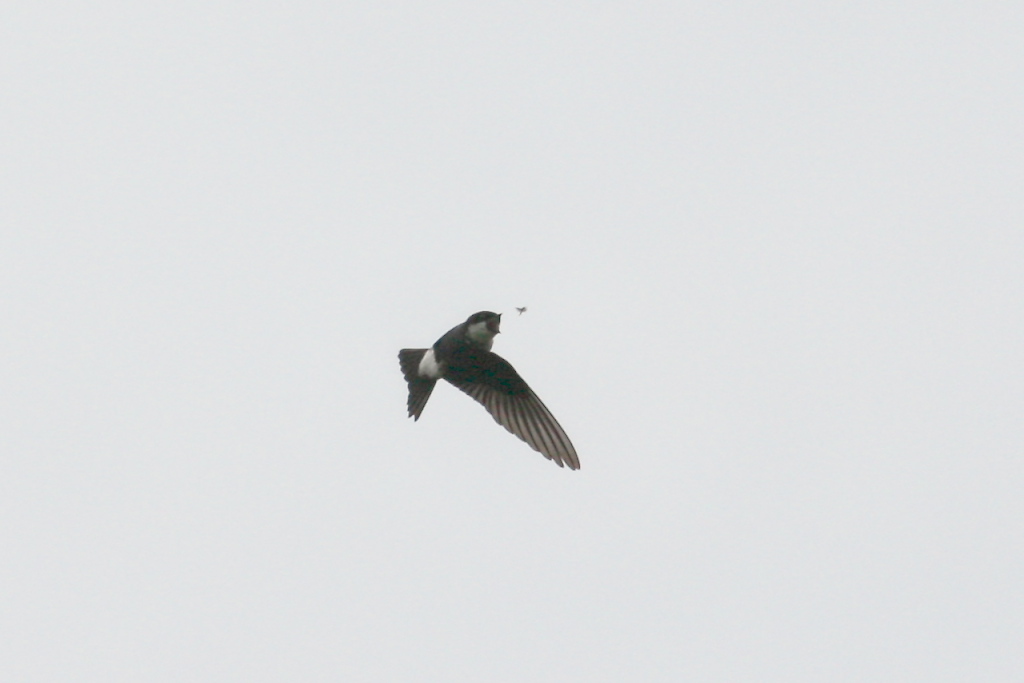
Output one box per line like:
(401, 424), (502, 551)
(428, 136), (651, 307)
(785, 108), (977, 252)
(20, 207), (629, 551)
(398, 348), (436, 420)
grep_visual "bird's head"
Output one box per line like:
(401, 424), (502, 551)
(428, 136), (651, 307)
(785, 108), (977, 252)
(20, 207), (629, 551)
(465, 311), (501, 347)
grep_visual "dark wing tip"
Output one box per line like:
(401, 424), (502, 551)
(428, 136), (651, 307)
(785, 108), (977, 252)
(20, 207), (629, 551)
(454, 380), (580, 470)
(443, 347), (579, 470)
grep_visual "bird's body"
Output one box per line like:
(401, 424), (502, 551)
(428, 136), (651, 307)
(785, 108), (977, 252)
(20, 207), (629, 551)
(398, 311), (579, 469)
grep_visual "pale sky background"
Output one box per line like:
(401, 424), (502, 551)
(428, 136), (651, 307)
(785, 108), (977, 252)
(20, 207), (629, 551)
(2, 3), (1022, 681)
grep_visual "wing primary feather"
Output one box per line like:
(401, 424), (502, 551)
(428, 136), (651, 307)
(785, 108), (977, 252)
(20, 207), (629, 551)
(510, 400), (545, 459)
(528, 402), (560, 462)
(511, 402), (538, 450)
(536, 399), (569, 454)
(521, 396), (560, 463)
(440, 348), (579, 469)
(497, 394), (512, 432)
(529, 394), (577, 468)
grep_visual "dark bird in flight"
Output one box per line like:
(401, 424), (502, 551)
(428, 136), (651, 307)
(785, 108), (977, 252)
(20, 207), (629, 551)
(398, 311), (579, 469)
(515, 306), (527, 315)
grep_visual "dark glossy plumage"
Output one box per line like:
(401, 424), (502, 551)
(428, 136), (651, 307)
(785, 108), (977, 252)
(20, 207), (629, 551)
(399, 311), (579, 469)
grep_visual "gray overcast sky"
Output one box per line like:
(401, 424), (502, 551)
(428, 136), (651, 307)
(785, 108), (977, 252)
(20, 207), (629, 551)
(2, 2), (1022, 681)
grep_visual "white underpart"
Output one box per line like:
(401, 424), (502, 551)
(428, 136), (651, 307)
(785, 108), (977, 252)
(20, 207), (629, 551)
(418, 348), (443, 379)
(466, 321), (497, 350)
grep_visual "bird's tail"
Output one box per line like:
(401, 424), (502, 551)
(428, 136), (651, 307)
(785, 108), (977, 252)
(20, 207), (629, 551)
(398, 348), (436, 421)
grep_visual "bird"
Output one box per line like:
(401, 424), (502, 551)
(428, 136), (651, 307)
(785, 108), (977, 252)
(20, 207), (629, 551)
(515, 306), (527, 315)
(398, 311), (579, 469)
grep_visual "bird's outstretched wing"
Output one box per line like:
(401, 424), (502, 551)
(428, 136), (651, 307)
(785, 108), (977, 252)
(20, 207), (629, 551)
(443, 346), (579, 469)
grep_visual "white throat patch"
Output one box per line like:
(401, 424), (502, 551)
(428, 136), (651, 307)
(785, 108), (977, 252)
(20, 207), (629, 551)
(466, 320), (497, 350)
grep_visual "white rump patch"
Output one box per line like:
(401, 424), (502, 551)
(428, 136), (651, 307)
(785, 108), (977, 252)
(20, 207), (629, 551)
(418, 348), (443, 379)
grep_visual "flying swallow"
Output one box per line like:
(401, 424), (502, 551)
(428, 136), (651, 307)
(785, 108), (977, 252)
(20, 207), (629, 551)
(515, 306), (527, 315)
(398, 311), (579, 469)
